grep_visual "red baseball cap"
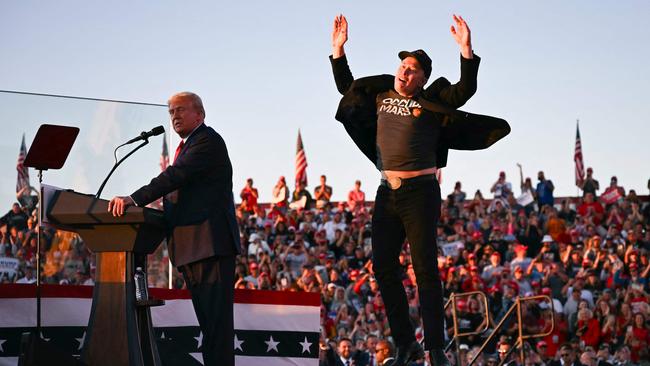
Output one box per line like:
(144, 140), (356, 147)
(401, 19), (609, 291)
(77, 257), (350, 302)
(349, 269), (360, 279)
(515, 244), (528, 252)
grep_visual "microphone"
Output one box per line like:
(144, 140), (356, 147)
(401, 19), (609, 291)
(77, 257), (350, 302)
(125, 125), (165, 144)
(96, 125), (164, 198)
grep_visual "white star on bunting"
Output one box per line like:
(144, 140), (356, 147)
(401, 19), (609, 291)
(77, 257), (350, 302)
(189, 353), (204, 365)
(75, 332), (86, 351)
(265, 335), (280, 353)
(234, 335), (244, 351)
(194, 331), (203, 349)
(0, 339), (6, 353)
(299, 336), (312, 354)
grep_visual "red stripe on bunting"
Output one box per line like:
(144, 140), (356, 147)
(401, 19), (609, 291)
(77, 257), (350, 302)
(0, 284), (320, 307)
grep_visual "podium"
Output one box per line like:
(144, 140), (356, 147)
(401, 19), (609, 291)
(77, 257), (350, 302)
(46, 189), (166, 366)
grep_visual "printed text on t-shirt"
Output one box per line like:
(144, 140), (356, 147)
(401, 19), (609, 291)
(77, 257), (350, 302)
(379, 97), (422, 117)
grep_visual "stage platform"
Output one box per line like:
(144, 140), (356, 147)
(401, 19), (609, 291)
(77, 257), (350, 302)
(0, 284), (320, 366)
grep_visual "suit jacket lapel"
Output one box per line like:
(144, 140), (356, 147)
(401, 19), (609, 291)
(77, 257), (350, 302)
(177, 123), (206, 161)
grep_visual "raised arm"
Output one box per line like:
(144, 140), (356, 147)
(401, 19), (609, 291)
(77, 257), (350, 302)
(329, 14), (354, 94)
(332, 14), (348, 59)
(517, 163), (525, 190)
(424, 14), (480, 108)
(450, 14), (473, 59)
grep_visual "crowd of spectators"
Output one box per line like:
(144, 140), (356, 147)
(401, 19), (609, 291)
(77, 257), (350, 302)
(2, 170), (650, 366)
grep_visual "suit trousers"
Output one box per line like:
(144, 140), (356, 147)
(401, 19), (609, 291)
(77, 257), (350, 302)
(371, 178), (445, 350)
(180, 255), (236, 366)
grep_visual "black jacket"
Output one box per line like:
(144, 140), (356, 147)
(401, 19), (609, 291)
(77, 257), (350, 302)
(330, 54), (510, 169)
(131, 123), (241, 266)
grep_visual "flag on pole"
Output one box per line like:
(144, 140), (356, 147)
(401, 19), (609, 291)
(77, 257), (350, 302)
(16, 134), (30, 193)
(574, 120), (585, 188)
(295, 130), (308, 187)
(160, 133), (170, 171)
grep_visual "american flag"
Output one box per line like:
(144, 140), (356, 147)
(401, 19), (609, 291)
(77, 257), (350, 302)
(16, 134), (30, 193)
(574, 120), (585, 187)
(295, 130), (308, 187)
(160, 132), (169, 171)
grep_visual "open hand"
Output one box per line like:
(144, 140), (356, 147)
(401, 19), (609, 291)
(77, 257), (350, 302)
(332, 14), (348, 58)
(450, 14), (472, 58)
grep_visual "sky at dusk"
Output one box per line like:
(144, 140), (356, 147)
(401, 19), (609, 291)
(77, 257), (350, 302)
(1, 1), (649, 207)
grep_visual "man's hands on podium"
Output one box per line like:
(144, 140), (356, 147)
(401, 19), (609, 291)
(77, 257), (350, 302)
(108, 196), (135, 217)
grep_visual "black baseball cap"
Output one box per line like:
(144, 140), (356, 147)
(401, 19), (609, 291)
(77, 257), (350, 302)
(398, 49), (432, 79)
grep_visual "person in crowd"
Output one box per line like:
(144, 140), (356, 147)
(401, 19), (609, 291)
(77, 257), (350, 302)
(272, 176), (290, 211)
(536, 171), (555, 210)
(239, 178), (259, 214)
(451, 182), (467, 204)
(0, 202), (29, 232)
(291, 181), (314, 210)
(375, 339), (395, 365)
(315, 175), (334, 209)
(549, 344), (581, 366)
(322, 337), (366, 366)
(15, 265), (36, 284)
(580, 167), (600, 197)
(347, 180), (365, 214)
(601, 176), (626, 207)
(491, 172), (512, 202)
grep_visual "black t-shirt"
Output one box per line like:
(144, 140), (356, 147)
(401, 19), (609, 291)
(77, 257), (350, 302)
(375, 90), (441, 171)
(0, 210), (28, 231)
(582, 178), (599, 196)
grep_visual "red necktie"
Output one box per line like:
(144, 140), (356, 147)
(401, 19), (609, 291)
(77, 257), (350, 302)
(173, 140), (184, 164)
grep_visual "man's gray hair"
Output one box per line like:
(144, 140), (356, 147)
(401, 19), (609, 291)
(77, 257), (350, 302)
(169, 92), (205, 117)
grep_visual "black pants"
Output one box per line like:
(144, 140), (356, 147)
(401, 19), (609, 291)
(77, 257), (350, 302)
(180, 255), (236, 366)
(371, 177), (444, 350)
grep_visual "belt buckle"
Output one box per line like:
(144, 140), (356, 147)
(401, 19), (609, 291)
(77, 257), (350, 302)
(387, 177), (402, 190)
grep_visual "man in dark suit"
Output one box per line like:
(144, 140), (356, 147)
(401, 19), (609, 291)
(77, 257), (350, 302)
(322, 338), (368, 366)
(548, 344), (584, 366)
(109, 91), (241, 366)
(375, 340), (395, 366)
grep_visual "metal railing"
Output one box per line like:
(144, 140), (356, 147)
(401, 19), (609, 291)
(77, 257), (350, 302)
(466, 294), (555, 366)
(444, 291), (491, 366)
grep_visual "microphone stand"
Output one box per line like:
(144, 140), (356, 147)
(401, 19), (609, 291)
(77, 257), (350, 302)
(36, 170), (43, 339)
(95, 139), (149, 199)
